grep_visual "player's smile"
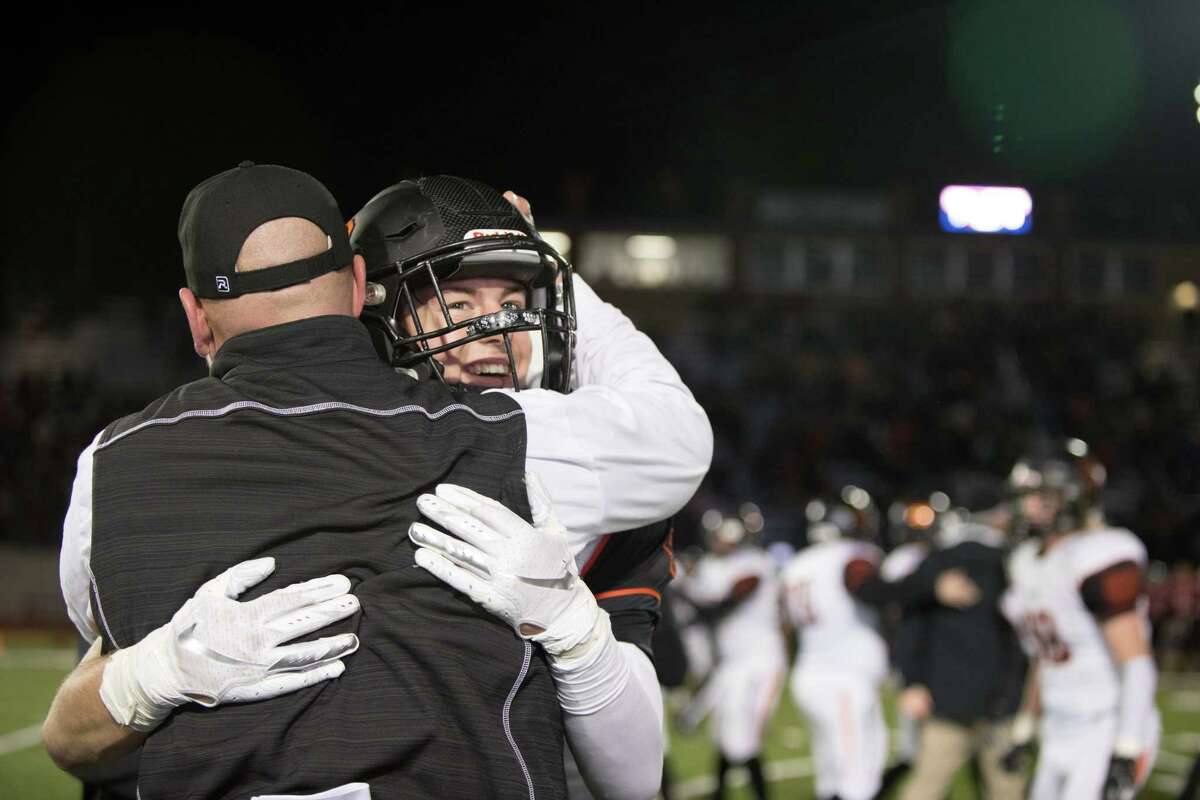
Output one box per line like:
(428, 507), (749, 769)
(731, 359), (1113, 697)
(403, 277), (532, 389)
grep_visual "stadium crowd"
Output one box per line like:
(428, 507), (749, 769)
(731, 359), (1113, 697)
(4, 298), (1200, 659)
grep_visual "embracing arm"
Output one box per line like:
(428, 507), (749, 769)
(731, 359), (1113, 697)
(556, 630), (665, 799)
(43, 640), (145, 774)
(43, 559), (359, 774)
(411, 479), (665, 799)
(508, 276), (712, 545)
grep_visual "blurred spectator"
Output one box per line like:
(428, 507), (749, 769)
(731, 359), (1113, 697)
(1151, 561), (1200, 671)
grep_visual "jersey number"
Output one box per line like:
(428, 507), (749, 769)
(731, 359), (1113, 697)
(1022, 611), (1071, 663)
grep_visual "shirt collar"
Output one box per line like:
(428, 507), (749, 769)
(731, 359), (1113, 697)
(210, 315), (380, 379)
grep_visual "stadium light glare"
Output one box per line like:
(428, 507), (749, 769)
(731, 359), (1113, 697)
(540, 230), (571, 258)
(806, 500), (827, 522)
(1194, 83), (1200, 105)
(939, 185), (1032, 234)
(905, 503), (936, 529)
(625, 235), (678, 260)
(1172, 280), (1199, 311)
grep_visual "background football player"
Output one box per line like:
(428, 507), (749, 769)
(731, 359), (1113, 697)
(1002, 439), (1160, 800)
(780, 488), (888, 800)
(673, 511), (785, 800)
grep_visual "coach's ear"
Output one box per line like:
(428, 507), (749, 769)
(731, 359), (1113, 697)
(179, 288), (216, 360)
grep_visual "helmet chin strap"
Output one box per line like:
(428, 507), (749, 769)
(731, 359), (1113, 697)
(522, 329), (544, 390)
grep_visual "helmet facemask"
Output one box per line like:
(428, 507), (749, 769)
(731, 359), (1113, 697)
(350, 176), (577, 393)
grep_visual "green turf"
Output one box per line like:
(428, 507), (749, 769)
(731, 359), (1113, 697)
(0, 640), (80, 799)
(1, 637), (1196, 799)
(665, 676), (1200, 799)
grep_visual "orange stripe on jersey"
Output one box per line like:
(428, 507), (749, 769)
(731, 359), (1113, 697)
(580, 534), (611, 578)
(594, 587), (662, 603)
(662, 527), (677, 579)
(1135, 750), (1151, 783)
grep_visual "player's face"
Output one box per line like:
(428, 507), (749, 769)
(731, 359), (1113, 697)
(403, 277), (532, 389)
(1019, 491), (1060, 530)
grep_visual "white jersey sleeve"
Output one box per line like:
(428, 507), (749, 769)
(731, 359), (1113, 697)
(879, 542), (927, 582)
(60, 430), (103, 643)
(501, 276), (713, 554)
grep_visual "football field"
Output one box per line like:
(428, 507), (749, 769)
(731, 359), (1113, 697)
(2, 631), (1197, 799)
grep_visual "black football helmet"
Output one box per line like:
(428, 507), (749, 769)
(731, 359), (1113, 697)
(348, 175), (576, 392)
(1007, 438), (1107, 535)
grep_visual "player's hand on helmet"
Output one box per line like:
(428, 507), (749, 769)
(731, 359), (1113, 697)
(502, 190), (535, 228)
(99, 557), (360, 732)
(409, 473), (603, 659)
(935, 568), (981, 608)
(1102, 755), (1138, 800)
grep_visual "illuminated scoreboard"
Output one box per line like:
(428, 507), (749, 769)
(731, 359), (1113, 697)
(939, 185), (1032, 235)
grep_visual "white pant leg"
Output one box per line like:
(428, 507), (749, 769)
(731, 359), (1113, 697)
(793, 669), (838, 798)
(713, 660), (784, 762)
(793, 668), (885, 800)
(1027, 754), (1065, 800)
(1041, 713), (1116, 800)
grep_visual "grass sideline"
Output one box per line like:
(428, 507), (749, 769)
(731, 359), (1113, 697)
(2, 630), (1197, 798)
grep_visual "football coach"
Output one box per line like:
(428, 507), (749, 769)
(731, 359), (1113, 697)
(43, 162), (571, 799)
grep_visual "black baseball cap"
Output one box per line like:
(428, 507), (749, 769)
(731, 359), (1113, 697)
(179, 161), (354, 299)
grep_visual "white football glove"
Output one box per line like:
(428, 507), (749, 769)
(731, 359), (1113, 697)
(99, 557), (360, 732)
(409, 473), (602, 659)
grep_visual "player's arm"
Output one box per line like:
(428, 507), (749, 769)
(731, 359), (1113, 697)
(48, 438), (360, 774)
(45, 558), (360, 774)
(504, 272), (713, 545)
(851, 552), (980, 610)
(411, 478), (665, 800)
(1000, 659), (1040, 773)
(1082, 560), (1156, 794)
(43, 640), (145, 774)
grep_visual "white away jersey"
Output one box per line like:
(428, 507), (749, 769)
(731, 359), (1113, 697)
(680, 546), (785, 666)
(1003, 528), (1149, 724)
(499, 276), (713, 563)
(879, 541), (929, 582)
(780, 539), (887, 681)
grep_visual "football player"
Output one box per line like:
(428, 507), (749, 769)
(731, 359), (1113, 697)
(1002, 439), (1160, 800)
(780, 488), (888, 800)
(349, 177), (698, 799)
(673, 511), (785, 800)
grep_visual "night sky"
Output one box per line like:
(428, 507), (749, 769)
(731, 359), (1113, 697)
(3, 1), (1198, 314)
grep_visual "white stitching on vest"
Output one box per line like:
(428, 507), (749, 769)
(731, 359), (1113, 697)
(96, 400), (524, 450)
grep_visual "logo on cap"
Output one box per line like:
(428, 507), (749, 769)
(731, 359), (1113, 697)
(216, 276), (231, 293)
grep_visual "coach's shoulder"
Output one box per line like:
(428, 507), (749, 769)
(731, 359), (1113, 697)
(101, 375), (227, 445)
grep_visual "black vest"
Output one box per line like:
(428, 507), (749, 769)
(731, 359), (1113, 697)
(88, 315), (565, 799)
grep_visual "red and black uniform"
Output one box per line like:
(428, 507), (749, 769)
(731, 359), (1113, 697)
(580, 519), (676, 661)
